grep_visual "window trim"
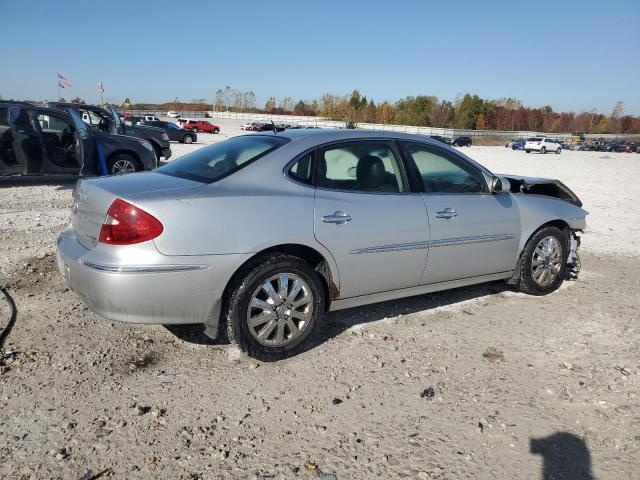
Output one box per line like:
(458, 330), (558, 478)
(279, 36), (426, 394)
(312, 138), (412, 195)
(399, 140), (490, 195)
(283, 148), (317, 188)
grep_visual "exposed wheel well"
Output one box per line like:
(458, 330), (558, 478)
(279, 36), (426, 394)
(222, 244), (336, 315)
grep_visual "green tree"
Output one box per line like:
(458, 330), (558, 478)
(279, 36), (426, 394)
(453, 94), (485, 129)
(394, 95), (437, 126)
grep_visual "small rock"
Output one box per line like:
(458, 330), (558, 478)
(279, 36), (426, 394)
(331, 398), (343, 406)
(482, 347), (505, 363)
(136, 405), (151, 416)
(420, 387), (435, 399)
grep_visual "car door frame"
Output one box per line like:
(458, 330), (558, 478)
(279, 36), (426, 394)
(31, 108), (83, 175)
(397, 139), (520, 285)
(8, 106), (45, 175)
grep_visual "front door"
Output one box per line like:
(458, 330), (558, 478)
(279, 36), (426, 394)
(401, 141), (521, 285)
(8, 107), (44, 174)
(33, 111), (82, 174)
(313, 140), (430, 298)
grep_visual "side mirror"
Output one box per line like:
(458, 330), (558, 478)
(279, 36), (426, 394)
(491, 176), (511, 194)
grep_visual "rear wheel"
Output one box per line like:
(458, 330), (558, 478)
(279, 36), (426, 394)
(526, 149), (531, 153)
(224, 254), (326, 361)
(107, 154), (139, 175)
(183, 135), (193, 144)
(556, 147), (561, 154)
(541, 146), (546, 154)
(516, 226), (567, 295)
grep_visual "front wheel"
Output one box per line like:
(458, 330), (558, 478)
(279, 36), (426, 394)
(516, 226), (567, 295)
(224, 254), (326, 361)
(526, 149), (531, 153)
(213, 128), (220, 134)
(183, 135), (193, 144)
(556, 147), (561, 154)
(107, 154), (139, 175)
(541, 146), (546, 154)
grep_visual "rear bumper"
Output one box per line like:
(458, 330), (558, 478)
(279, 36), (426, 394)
(56, 227), (251, 325)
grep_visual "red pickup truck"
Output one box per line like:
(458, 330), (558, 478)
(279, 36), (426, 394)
(180, 119), (220, 134)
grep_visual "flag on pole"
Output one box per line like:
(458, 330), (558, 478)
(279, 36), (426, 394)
(57, 73), (72, 88)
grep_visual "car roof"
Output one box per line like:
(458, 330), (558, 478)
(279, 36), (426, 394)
(0, 101), (72, 117)
(252, 128), (448, 144)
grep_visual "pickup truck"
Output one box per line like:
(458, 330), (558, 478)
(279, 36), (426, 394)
(48, 103), (171, 160)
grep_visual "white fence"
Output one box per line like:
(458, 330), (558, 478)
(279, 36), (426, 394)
(126, 109), (638, 139)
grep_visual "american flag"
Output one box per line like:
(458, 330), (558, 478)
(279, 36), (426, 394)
(57, 73), (72, 88)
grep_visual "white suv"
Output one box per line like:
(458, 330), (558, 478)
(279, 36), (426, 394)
(525, 137), (561, 154)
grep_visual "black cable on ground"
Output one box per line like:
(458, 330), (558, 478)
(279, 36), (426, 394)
(0, 287), (17, 352)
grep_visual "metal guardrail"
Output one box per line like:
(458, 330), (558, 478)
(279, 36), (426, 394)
(122, 110), (639, 139)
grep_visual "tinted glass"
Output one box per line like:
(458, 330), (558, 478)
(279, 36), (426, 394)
(317, 141), (405, 193)
(157, 135), (288, 183)
(528, 137), (542, 141)
(288, 153), (313, 185)
(404, 142), (486, 194)
(166, 123), (179, 130)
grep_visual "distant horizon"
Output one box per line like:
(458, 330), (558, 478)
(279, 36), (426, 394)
(1, 0), (638, 115)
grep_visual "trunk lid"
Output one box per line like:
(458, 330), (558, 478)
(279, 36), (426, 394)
(71, 172), (201, 249)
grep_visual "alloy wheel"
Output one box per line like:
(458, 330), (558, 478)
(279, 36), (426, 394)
(246, 273), (313, 347)
(111, 159), (136, 175)
(531, 236), (562, 287)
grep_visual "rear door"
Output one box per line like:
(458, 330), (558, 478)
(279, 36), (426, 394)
(401, 141), (520, 285)
(0, 106), (24, 174)
(312, 139), (430, 298)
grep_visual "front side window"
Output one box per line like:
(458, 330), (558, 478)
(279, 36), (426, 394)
(157, 135), (288, 183)
(317, 141), (405, 193)
(403, 142), (486, 194)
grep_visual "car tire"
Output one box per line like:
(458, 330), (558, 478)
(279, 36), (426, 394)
(106, 154), (140, 175)
(183, 135), (193, 144)
(541, 146), (546, 154)
(214, 128), (220, 134)
(526, 150), (530, 153)
(516, 226), (568, 296)
(224, 254), (326, 361)
(556, 147), (561, 154)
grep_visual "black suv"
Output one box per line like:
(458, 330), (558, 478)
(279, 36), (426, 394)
(0, 102), (157, 177)
(47, 103), (171, 160)
(139, 120), (197, 144)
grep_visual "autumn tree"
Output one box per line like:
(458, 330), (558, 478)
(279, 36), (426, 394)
(264, 97), (276, 113)
(429, 100), (454, 128)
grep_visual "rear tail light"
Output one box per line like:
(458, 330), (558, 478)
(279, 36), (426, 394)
(99, 199), (163, 245)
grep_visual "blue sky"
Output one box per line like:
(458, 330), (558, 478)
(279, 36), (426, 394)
(1, 0), (639, 114)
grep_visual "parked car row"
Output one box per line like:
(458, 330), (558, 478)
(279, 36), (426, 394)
(506, 137), (639, 153)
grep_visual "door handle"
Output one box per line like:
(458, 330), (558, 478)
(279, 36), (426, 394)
(322, 211), (352, 224)
(435, 208), (458, 219)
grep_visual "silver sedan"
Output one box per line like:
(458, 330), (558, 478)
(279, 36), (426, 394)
(57, 130), (587, 360)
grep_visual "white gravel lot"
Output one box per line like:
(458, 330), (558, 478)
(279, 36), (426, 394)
(1, 120), (639, 479)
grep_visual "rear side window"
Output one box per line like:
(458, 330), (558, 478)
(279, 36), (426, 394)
(528, 137), (542, 141)
(157, 135), (289, 183)
(317, 141), (406, 193)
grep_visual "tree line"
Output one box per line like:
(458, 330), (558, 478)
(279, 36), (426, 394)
(126, 88), (640, 134)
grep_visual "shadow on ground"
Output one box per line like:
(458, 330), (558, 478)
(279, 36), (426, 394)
(531, 432), (593, 480)
(165, 280), (511, 351)
(0, 175), (78, 190)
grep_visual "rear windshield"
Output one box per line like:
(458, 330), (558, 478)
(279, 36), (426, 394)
(156, 135), (289, 183)
(528, 137), (542, 141)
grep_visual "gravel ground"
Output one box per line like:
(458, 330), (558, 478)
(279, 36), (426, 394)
(1, 123), (638, 479)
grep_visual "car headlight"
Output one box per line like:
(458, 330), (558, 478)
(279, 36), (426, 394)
(161, 133), (169, 141)
(138, 139), (154, 152)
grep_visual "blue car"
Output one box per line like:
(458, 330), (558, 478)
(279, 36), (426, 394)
(512, 139), (526, 150)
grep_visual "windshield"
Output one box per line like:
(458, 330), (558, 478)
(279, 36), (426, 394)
(157, 135), (289, 183)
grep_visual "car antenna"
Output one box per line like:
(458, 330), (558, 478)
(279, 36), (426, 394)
(271, 120), (277, 135)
